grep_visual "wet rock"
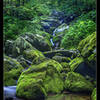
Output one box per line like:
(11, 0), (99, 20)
(12, 37), (34, 57)
(16, 60), (64, 100)
(43, 50), (77, 58)
(4, 56), (24, 86)
(21, 33), (51, 52)
(65, 72), (94, 92)
(23, 49), (45, 62)
(69, 57), (95, 78)
(52, 56), (71, 63)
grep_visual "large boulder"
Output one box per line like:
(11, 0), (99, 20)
(4, 56), (24, 86)
(78, 32), (96, 58)
(16, 60), (64, 100)
(65, 72), (94, 92)
(21, 33), (51, 52)
(12, 37), (34, 57)
(69, 57), (95, 78)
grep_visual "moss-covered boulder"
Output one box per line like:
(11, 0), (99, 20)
(65, 72), (94, 92)
(69, 57), (95, 78)
(23, 49), (45, 62)
(16, 60), (64, 100)
(12, 37), (34, 57)
(21, 33), (51, 52)
(4, 56), (24, 86)
(91, 88), (96, 100)
(32, 56), (49, 65)
(69, 57), (84, 71)
(78, 32), (96, 58)
(52, 56), (71, 63)
(77, 32), (96, 78)
(44, 50), (77, 58)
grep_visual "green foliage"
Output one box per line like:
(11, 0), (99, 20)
(61, 20), (96, 49)
(57, 0), (96, 16)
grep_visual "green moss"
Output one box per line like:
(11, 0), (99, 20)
(43, 73), (64, 94)
(23, 49), (45, 62)
(78, 32), (96, 58)
(88, 53), (96, 62)
(52, 56), (71, 63)
(69, 57), (84, 71)
(4, 56), (24, 86)
(65, 72), (94, 92)
(60, 62), (70, 72)
(16, 73), (46, 100)
(32, 56), (48, 65)
(4, 72), (17, 86)
(91, 88), (96, 100)
(16, 59), (64, 99)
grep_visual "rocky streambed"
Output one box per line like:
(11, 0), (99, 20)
(4, 10), (96, 100)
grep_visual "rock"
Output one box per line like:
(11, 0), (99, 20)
(78, 32), (96, 58)
(91, 88), (96, 100)
(21, 33), (51, 52)
(16, 60), (64, 100)
(65, 72), (94, 92)
(23, 49), (45, 62)
(16, 55), (29, 68)
(43, 50), (77, 58)
(52, 56), (71, 63)
(4, 40), (14, 56)
(12, 37), (34, 57)
(32, 56), (49, 65)
(4, 56), (24, 86)
(77, 32), (96, 78)
(60, 62), (70, 73)
(69, 57), (95, 78)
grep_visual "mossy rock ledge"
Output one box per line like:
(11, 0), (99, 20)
(23, 49), (45, 62)
(16, 60), (64, 100)
(65, 72), (94, 93)
(4, 55), (24, 86)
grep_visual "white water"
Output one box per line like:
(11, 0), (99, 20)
(50, 38), (55, 46)
(4, 86), (16, 99)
